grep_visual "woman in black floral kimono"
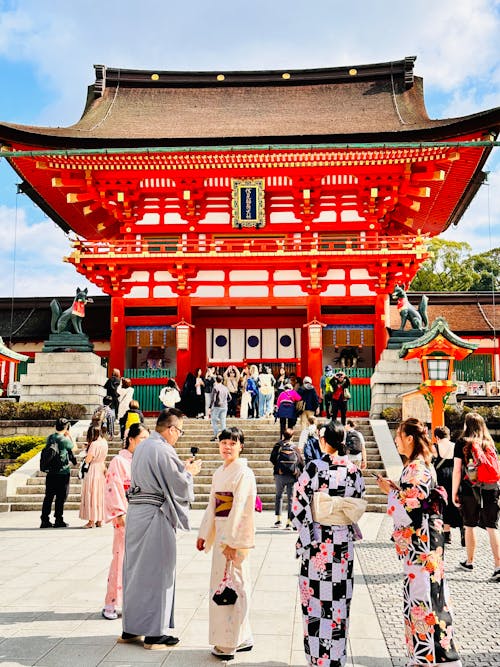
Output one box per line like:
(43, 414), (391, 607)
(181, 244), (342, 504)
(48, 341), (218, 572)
(292, 420), (366, 667)
(377, 418), (462, 667)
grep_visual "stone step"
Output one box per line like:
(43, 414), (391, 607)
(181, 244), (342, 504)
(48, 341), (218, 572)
(9, 495), (387, 513)
(8, 416), (390, 513)
(27, 467), (386, 489)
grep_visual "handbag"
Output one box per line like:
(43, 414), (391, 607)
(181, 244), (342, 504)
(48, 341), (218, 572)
(295, 399), (305, 414)
(78, 459), (89, 480)
(343, 388), (351, 400)
(255, 495), (263, 512)
(312, 492), (367, 525)
(212, 562), (238, 606)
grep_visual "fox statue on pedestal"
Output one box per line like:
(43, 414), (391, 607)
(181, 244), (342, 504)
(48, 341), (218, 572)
(392, 285), (428, 331)
(50, 287), (93, 335)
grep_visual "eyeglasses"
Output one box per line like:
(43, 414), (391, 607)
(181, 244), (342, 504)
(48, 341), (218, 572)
(171, 425), (185, 437)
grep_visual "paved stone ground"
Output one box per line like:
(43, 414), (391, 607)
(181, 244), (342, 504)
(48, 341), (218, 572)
(0, 510), (498, 666)
(356, 516), (500, 667)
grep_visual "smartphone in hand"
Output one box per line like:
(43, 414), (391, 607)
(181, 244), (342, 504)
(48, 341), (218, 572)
(371, 472), (400, 491)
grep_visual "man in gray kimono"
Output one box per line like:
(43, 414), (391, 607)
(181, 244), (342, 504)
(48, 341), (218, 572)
(120, 408), (201, 650)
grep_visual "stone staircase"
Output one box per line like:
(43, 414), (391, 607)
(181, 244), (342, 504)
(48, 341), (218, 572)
(7, 418), (388, 512)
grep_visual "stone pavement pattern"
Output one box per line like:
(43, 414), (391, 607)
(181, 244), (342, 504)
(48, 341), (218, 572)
(0, 510), (498, 667)
(356, 518), (500, 667)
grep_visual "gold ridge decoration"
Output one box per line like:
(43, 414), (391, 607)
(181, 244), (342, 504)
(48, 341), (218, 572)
(34, 146), (451, 172)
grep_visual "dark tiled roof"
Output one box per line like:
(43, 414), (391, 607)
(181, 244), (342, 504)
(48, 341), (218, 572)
(390, 297), (498, 334)
(0, 297), (110, 342)
(1, 58), (499, 146)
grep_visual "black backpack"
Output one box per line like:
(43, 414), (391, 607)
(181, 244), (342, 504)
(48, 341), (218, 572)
(40, 434), (63, 473)
(346, 430), (363, 454)
(277, 442), (301, 477)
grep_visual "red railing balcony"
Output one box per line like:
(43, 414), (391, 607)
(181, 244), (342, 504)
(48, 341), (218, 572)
(69, 233), (428, 261)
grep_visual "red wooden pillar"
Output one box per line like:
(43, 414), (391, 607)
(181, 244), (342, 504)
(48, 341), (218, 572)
(305, 295), (323, 391)
(175, 295), (192, 385)
(374, 293), (390, 364)
(109, 295), (126, 374)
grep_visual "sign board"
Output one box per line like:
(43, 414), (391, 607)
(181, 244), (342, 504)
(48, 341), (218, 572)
(231, 178), (265, 228)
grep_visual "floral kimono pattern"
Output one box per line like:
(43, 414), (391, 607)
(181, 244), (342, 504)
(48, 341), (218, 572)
(292, 454), (365, 667)
(388, 459), (460, 665)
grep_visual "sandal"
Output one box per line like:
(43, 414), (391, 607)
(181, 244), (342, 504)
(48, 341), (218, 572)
(83, 522), (94, 529)
(96, 521), (102, 528)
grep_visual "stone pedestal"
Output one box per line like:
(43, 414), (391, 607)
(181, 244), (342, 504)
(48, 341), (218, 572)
(43, 332), (94, 352)
(19, 352), (106, 416)
(387, 329), (426, 350)
(369, 349), (422, 418)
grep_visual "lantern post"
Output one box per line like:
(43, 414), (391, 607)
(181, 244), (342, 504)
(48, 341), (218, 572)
(400, 317), (478, 438)
(303, 319), (325, 390)
(173, 320), (194, 385)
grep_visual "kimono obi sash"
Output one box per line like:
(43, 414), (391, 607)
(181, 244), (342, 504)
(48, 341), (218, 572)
(312, 492), (367, 525)
(215, 491), (234, 517)
(127, 490), (165, 508)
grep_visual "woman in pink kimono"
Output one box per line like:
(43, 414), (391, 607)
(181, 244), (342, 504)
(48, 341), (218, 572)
(102, 422), (149, 620)
(197, 427), (256, 661)
(79, 425), (108, 528)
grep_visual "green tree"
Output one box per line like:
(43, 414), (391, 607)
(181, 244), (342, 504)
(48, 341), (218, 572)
(468, 248), (500, 291)
(410, 239), (477, 291)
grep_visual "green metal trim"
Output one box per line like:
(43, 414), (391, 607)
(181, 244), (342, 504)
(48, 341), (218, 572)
(0, 141), (499, 159)
(400, 317), (479, 358)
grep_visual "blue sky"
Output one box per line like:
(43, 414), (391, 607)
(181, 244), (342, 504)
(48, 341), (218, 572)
(0, 0), (499, 297)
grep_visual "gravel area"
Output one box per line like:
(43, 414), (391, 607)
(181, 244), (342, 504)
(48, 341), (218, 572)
(355, 515), (500, 667)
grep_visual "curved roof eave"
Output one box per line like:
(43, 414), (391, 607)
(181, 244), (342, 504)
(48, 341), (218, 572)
(0, 108), (499, 150)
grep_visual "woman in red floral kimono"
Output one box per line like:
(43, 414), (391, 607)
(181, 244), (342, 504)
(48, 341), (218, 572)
(377, 418), (462, 667)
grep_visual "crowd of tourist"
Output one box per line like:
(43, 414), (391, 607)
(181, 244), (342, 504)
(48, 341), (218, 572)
(36, 363), (499, 667)
(163, 363), (336, 422)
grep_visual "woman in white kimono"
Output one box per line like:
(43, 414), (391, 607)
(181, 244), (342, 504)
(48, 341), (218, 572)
(197, 426), (257, 661)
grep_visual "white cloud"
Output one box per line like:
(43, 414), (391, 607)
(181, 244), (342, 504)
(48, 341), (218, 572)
(0, 0), (498, 296)
(1, 1), (499, 125)
(0, 205), (104, 297)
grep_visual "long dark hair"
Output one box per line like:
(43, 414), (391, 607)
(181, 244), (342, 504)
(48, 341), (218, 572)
(321, 420), (346, 456)
(462, 412), (494, 460)
(86, 424), (102, 450)
(398, 418), (433, 465)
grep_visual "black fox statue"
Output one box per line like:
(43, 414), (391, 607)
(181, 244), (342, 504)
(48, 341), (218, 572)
(50, 288), (93, 335)
(392, 285), (428, 331)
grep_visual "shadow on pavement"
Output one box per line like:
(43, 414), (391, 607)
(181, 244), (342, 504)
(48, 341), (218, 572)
(0, 610), (92, 623)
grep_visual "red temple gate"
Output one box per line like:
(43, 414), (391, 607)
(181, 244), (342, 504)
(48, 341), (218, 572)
(1, 57), (498, 404)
